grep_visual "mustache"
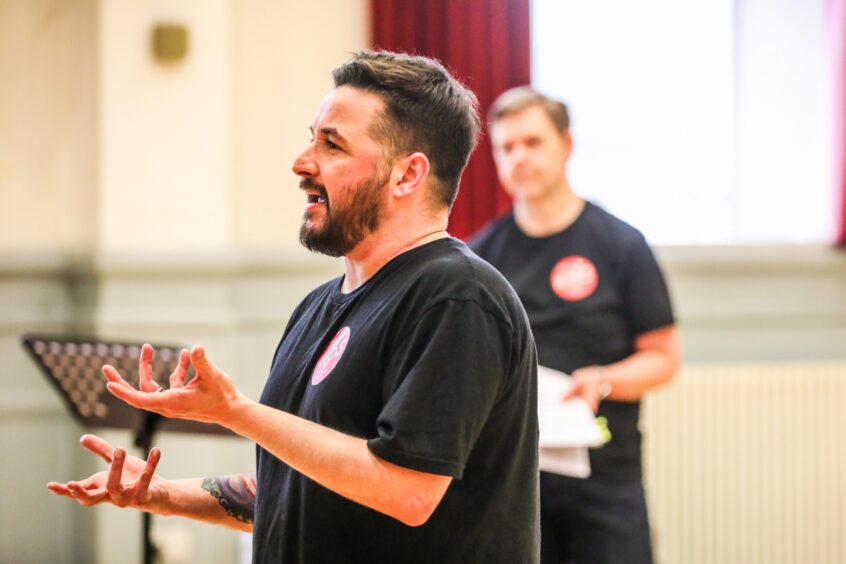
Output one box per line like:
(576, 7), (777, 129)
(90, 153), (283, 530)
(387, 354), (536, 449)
(299, 178), (328, 199)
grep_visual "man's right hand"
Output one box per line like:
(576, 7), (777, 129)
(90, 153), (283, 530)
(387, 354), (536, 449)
(47, 434), (169, 514)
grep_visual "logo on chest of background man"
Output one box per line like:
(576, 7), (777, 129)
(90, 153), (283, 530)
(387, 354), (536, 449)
(311, 326), (351, 385)
(550, 255), (599, 301)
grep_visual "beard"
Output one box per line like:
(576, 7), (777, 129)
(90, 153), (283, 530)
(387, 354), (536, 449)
(298, 168), (390, 257)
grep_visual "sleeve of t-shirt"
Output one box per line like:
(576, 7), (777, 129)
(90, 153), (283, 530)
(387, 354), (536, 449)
(620, 232), (675, 336)
(366, 298), (513, 480)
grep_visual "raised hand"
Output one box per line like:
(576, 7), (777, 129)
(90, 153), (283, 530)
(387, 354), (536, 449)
(103, 344), (247, 427)
(47, 434), (168, 512)
(136, 343), (190, 393)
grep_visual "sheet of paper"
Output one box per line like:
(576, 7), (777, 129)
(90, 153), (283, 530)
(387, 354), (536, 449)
(537, 365), (604, 448)
(537, 365), (604, 478)
(539, 447), (592, 479)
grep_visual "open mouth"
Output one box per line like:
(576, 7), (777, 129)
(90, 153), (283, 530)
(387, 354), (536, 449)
(300, 179), (328, 210)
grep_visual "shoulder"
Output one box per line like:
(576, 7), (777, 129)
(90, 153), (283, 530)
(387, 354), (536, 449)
(412, 238), (512, 297)
(402, 238), (527, 333)
(579, 202), (651, 256)
(584, 202), (645, 242)
(580, 204), (671, 298)
(467, 212), (515, 256)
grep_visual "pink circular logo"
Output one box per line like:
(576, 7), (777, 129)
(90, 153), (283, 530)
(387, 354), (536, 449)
(311, 326), (351, 385)
(550, 256), (599, 301)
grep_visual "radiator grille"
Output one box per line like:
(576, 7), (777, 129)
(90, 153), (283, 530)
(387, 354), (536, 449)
(642, 362), (846, 564)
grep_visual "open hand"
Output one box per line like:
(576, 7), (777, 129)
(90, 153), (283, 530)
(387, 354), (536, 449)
(46, 434), (168, 512)
(102, 344), (246, 426)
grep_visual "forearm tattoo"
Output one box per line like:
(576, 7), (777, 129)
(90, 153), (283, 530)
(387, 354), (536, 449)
(202, 474), (257, 524)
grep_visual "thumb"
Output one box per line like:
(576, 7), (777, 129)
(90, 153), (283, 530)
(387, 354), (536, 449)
(563, 380), (581, 401)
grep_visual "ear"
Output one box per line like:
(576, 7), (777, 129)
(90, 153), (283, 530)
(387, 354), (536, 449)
(561, 130), (573, 160)
(391, 152), (430, 199)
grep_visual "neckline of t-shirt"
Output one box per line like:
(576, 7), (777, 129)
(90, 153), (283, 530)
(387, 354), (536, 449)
(510, 200), (593, 242)
(329, 237), (458, 303)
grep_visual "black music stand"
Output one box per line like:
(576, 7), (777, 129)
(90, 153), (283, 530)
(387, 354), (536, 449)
(21, 333), (235, 564)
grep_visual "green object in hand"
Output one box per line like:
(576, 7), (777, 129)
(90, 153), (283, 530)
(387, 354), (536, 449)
(596, 416), (612, 444)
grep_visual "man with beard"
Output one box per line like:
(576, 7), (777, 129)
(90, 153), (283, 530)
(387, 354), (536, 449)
(48, 51), (540, 563)
(470, 87), (680, 564)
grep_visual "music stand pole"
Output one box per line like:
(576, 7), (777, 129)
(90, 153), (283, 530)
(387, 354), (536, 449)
(134, 411), (162, 564)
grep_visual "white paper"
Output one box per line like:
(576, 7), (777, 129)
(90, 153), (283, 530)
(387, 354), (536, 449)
(539, 447), (592, 479)
(536, 365), (604, 478)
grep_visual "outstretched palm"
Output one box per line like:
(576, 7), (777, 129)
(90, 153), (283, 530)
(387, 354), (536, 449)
(103, 344), (245, 426)
(47, 434), (167, 512)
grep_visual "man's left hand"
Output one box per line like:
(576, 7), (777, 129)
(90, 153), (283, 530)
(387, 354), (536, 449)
(564, 366), (606, 414)
(103, 344), (247, 426)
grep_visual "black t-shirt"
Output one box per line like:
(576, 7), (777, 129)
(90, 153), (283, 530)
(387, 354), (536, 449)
(470, 203), (674, 481)
(254, 238), (540, 563)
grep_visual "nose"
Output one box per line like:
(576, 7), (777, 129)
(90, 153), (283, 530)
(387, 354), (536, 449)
(510, 144), (530, 166)
(292, 145), (318, 178)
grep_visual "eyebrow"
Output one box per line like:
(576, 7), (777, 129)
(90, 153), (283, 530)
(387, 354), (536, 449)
(309, 126), (349, 145)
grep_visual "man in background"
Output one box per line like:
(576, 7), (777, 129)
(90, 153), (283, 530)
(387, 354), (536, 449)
(471, 87), (681, 564)
(49, 52), (540, 564)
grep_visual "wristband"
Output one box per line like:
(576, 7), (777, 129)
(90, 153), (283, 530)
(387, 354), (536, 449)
(595, 366), (612, 400)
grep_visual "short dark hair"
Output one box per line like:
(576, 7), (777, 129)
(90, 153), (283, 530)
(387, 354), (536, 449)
(488, 86), (570, 133)
(332, 50), (480, 209)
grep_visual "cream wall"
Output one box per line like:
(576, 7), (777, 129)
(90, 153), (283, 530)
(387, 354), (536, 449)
(230, 0), (369, 248)
(98, 0), (232, 251)
(0, 0), (99, 251)
(0, 0), (368, 253)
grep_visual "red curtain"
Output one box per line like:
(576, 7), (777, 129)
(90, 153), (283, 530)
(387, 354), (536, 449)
(371, 0), (531, 240)
(832, 0), (846, 245)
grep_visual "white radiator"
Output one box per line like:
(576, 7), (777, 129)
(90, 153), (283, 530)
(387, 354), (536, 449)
(642, 362), (846, 564)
